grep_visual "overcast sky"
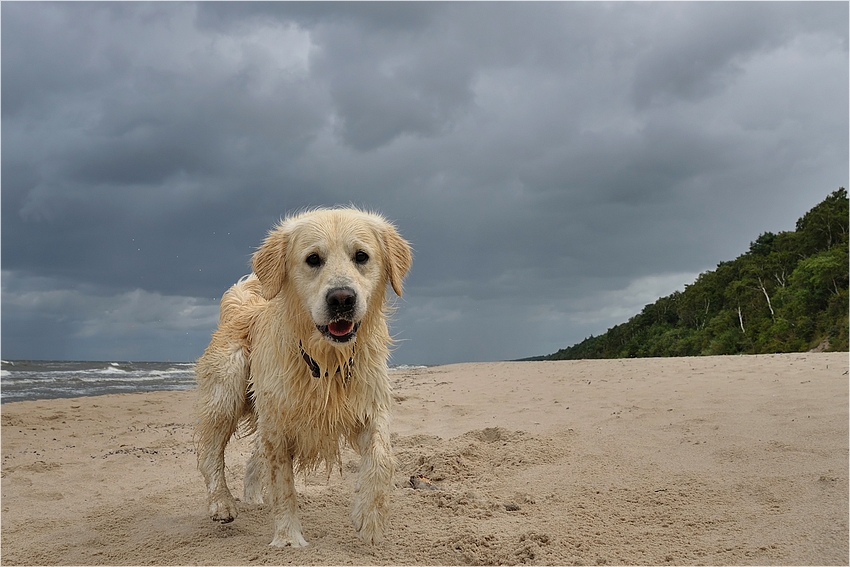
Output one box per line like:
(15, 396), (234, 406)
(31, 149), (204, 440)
(2, 2), (847, 365)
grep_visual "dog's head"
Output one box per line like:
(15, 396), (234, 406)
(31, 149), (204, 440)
(252, 208), (412, 346)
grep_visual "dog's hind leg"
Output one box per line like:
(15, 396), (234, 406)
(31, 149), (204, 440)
(195, 344), (248, 523)
(243, 441), (264, 504)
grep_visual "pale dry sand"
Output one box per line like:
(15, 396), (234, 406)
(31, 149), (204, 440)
(1, 352), (847, 565)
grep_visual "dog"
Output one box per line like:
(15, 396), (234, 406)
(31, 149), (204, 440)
(195, 207), (412, 548)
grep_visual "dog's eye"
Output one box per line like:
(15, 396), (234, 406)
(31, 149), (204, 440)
(306, 253), (322, 267)
(354, 250), (369, 264)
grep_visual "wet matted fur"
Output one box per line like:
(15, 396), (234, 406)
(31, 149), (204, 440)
(195, 207), (412, 547)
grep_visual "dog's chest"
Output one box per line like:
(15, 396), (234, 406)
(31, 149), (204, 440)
(252, 370), (368, 468)
(257, 369), (363, 432)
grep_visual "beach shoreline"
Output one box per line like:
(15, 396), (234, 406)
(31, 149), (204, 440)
(2, 353), (847, 565)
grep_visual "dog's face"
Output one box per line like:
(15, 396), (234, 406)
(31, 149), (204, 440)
(252, 209), (412, 346)
(288, 215), (383, 343)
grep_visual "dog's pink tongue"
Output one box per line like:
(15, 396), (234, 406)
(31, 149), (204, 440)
(328, 321), (353, 337)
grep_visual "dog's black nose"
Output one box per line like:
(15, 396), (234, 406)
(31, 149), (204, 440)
(326, 287), (356, 311)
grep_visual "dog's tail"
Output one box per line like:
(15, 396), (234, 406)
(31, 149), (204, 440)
(218, 274), (264, 326)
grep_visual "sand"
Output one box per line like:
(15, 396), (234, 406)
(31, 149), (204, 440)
(1, 352), (847, 565)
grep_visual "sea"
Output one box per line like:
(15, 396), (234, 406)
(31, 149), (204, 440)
(0, 360), (427, 404)
(0, 360), (197, 404)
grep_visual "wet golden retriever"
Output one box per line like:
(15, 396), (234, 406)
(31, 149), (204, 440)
(195, 208), (412, 547)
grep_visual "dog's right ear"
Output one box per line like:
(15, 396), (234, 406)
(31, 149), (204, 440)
(252, 223), (288, 300)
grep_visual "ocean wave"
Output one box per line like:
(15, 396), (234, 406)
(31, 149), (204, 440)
(1, 361), (198, 402)
(148, 368), (196, 376)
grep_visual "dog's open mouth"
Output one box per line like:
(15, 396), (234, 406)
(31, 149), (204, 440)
(318, 320), (360, 343)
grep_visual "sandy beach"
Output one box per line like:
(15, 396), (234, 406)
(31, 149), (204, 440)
(2, 352), (847, 565)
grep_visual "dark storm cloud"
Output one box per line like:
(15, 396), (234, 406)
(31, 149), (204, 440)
(2, 2), (847, 364)
(629, 3), (834, 107)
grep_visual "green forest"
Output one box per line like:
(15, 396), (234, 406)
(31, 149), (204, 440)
(537, 188), (848, 360)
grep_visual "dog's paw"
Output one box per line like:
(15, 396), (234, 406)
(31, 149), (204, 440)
(209, 497), (238, 523)
(351, 501), (386, 545)
(269, 531), (308, 548)
(354, 518), (385, 545)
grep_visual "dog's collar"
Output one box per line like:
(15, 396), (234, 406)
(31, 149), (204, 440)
(299, 341), (354, 384)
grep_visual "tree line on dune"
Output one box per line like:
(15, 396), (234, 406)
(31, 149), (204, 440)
(537, 188), (849, 360)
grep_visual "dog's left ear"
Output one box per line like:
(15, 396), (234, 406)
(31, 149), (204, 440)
(252, 223), (289, 300)
(382, 223), (412, 297)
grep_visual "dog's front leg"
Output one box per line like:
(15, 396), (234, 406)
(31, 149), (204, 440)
(351, 413), (393, 544)
(264, 436), (308, 548)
